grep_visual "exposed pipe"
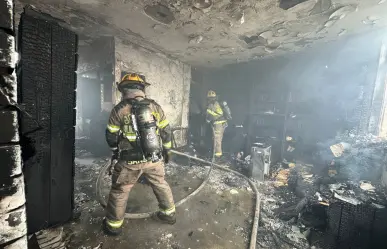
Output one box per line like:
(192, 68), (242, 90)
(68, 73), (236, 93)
(96, 148), (260, 249)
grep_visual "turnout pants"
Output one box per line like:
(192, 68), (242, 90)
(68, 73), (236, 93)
(213, 122), (227, 157)
(105, 160), (175, 226)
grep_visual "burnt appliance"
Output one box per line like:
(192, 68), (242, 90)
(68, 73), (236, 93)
(249, 141), (272, 181)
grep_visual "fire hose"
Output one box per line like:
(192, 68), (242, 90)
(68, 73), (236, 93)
(96, 149), (260, 249)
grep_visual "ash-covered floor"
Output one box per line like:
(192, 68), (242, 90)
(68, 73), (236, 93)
(41, 133), (387, 249)
(66, 153), (254, 249)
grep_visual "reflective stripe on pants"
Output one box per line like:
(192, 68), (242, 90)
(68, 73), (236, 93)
(106, 219), (124, 228)
(160, 205), (176, 215)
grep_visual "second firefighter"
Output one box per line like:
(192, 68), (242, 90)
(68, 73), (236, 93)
(206, 90), (232, 162)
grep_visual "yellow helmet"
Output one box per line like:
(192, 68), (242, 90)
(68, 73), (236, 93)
(118, 73), (150, 92)
(207, 90), (216, 97)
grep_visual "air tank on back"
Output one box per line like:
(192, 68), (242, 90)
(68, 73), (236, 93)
(136, 103), (162, 162)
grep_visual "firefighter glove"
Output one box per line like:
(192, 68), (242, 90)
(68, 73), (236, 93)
(108, 148), (119, 175)
(107, 162), (114, 176)
(111, 148), (119, 161)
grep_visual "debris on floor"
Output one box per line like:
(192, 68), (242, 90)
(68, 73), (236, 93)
(165, 161), (252, 193)
(360, 180), (376, 192)
(70, 132), (387, 249)
(255, 131), (387, 248)
(273, 168), (290, 187)
(33, 227), (70, 249)
(67, 149), (253, 249)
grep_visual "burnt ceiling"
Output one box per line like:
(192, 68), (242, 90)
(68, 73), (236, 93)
(14, 0), (387, 66)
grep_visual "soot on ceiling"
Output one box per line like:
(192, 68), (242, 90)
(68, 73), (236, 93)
(239, 35), (266, 49)
(144, 4), (175, 25)
(279, 0), (309, 10)
(192, 0), (213, 10)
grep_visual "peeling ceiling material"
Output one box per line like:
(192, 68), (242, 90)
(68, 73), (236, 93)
(144, 4), (175, 25)
(192, 0), (213, 12)
(279, 0), (309, 10)
(14, 0), (387, 66)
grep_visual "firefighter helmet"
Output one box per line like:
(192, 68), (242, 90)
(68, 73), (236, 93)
(207, 90), (216, 97)
(118, 73), (150, 92)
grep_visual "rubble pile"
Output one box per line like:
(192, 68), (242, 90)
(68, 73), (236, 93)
(74, 157), (108, 217)
(317, 133), (387, 181)
(257, 182), (310, 249)
(257, 145), (387, 249)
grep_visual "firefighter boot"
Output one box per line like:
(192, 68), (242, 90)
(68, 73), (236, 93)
(102, 219), (122, 236)
(153, 211), (176, 225)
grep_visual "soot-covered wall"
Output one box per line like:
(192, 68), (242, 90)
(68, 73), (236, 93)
(195, 30), (384, 158)
(115, 39), (191, 130)
(0, 0), (27, 247)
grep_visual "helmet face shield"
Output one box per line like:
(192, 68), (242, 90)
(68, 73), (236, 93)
(118, 82), (145, 92)
(125, 82), (145, 90)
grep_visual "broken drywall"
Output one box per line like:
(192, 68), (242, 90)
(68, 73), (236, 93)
(115, 38), (191, 129)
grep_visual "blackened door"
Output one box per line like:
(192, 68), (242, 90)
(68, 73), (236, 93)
(19, 6), (77, 233)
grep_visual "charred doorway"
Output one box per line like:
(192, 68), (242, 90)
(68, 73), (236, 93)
(76, 36), (114, 156)
(18, 7), (78, 233)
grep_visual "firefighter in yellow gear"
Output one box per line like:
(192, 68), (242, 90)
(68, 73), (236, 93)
(206, 90), (228, 160)
(103, 73), (176, 236)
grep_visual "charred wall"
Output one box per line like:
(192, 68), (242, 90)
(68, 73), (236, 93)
(0, 0), (28, 248)
(115, 39), (191, 146)
(77, 36), (114, 75)
(193, 30), (384, 160)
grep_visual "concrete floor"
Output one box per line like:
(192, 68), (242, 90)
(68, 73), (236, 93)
(67, 155), (254, 249)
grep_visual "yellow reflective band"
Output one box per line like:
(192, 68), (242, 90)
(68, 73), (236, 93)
(106, 219), (124, 228)
(160, 205), (176, 215)
(124, 132), (137, 141)
(215, 106), (223, 115)
(207, 109), (219, 117)
(107, 124), (120, 133)
(163, 141), (172, 148)
(215, 152), (222, 157)
(214, 120), (227, 124)
(158, 119), (169, 129)
(152, 112), (161, 121)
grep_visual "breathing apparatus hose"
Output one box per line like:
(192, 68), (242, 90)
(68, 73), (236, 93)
(95, 127), (260, 249)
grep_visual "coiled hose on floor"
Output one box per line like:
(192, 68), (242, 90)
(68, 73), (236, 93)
(96, 150), (260, 249)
